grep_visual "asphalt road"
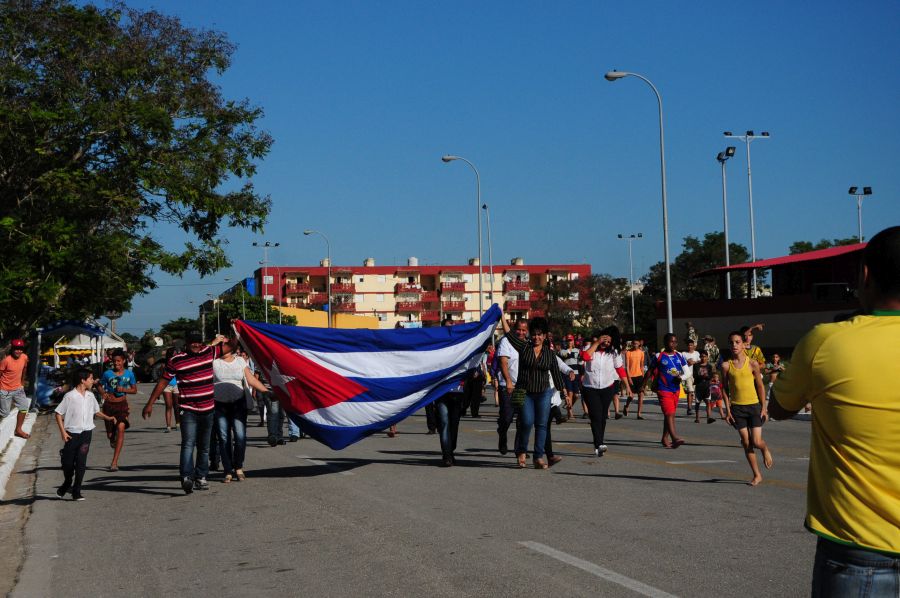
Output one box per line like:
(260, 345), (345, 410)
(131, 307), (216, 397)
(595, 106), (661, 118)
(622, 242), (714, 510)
(9, 384), (816, 597)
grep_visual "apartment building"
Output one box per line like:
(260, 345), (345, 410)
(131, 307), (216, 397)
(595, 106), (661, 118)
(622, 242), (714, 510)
(249, 257), (591, 328)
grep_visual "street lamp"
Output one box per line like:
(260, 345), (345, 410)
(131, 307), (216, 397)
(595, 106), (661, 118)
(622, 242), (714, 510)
(303, 230), (332, 328)
(482, 203), (494, 304)
(442, 155), (484, 317)
(617, 233), (643, 334)
(253, 241), (280, 323)
(717, 146), (736, 299)
(604, 69), (673, 333)
(724, 130), (770, 298)
(848, 186), (873, 242)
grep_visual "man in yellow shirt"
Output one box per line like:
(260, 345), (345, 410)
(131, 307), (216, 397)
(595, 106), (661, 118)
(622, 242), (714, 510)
(771, 225), (900, 595)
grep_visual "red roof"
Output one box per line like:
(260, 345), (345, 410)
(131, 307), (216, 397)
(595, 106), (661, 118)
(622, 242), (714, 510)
(698, 243), (866, 275)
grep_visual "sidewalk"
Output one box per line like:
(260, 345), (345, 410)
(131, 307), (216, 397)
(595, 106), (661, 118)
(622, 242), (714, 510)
(0, 411), (37, 500)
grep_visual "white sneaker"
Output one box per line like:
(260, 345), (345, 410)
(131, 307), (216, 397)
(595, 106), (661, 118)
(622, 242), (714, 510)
(594, 448), (600, 457)
(599, 444), (608, 454)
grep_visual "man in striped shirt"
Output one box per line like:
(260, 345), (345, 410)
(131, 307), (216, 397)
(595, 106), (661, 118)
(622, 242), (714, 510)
(143, 331), (225, 494)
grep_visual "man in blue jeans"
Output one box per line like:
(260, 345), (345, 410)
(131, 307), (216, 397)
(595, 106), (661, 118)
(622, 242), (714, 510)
(144, 332), (225, 494)
(770, 226), (900, 596)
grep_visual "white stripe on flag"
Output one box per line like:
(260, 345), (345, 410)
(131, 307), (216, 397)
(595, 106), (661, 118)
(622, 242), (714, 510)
(301, 358), (477, 427)
(294, 325), (493, 379)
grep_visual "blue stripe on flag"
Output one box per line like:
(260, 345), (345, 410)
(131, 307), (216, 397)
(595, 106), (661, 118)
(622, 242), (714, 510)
(243, 304), (500, 353)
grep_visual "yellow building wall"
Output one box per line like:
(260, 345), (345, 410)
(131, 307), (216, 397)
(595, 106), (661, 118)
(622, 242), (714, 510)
(274, 306), (379, 329)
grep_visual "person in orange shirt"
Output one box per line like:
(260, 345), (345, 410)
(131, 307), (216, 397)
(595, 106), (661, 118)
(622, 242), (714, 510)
(1, 339), (31, 439)
(622, 339), (647, 419)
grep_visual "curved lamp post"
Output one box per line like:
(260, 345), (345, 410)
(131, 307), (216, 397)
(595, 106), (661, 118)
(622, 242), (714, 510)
(303, 230), (332, 328)
(442, 155), (484, 318)
(605, 70), (673, 333)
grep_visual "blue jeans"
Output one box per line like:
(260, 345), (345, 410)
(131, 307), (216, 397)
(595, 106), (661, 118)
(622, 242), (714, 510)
(435, 393), (463, 459)
(215, 401), (247, 473)
(179, 409), (214, 480)
(287, 412), (302, 438)
(515, 387), (553, 460)
(812, 537), (900, 597)
(265, 394), (283, 442)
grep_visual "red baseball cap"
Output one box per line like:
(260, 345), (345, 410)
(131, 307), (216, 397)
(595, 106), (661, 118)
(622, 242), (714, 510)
(11, 339), (25, 348)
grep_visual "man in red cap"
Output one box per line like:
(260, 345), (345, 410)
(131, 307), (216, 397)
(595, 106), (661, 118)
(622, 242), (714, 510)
(1, 339), (31, 439)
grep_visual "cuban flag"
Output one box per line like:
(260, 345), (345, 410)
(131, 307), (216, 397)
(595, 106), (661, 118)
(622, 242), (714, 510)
(233, 305), (500, 450)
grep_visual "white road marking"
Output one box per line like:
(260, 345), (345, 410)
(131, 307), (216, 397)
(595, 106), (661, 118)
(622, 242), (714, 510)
(519, 541), (678, 598)
(666, 459), (737, 465)
(296, 455), (354, 476)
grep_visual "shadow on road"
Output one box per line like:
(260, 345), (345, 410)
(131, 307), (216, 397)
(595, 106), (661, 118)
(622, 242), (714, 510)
(553, 471), (745, 485)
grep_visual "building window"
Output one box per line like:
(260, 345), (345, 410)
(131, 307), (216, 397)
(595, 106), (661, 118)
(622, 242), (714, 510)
(463, 274), (472, 283)
(354, 294), (364, 303)
(263, 275), (273, 285)
(378, 275), (386, 283)
(357, 276), (365, 283)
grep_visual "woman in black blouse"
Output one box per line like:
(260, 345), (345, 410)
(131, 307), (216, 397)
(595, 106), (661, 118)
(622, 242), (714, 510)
(501, 315), (565, 469)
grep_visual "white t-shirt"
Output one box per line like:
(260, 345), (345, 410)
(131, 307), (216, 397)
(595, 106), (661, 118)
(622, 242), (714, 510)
(213, 356), (249, 403)
(55, 388), (99, 433)
(496, 337), (519, 387)
(582, 350), (624, 389)
(681, 350), (700, 374)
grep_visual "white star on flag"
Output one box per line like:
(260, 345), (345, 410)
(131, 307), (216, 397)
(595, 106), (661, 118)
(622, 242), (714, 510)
(269, 359), (295, 396)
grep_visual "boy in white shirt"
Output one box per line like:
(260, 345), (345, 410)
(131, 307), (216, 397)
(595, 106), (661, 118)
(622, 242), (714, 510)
(55, 369), (117, 501)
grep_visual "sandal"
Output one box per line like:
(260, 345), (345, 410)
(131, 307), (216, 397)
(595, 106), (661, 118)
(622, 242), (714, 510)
(533, 458), (549, 470)
(516, 454), (527, 469)
(224, 474), (233, 484)
(235, 469), (246, 481)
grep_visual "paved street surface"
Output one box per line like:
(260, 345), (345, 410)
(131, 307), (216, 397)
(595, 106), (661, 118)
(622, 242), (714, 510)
(6, 384), (815, 597)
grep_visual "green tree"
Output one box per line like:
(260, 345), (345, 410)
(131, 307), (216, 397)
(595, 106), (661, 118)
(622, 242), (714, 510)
(158, 317), (200, 344)
(208, 294), (296, 338)
(539, 274), (630, 336)
(632, 232), (752, 334)
(0, 1), (273, 340)
(788, 237), (859, 255)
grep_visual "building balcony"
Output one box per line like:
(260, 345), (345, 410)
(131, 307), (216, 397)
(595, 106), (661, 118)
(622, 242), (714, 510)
(331, 283), (355, 294)
(421, 310), (441, 322)
(504, 280), (531, 292)
(396, 301), (423, 313)
(394, 283), (422, 294)
(308, 293), (328, 305)
(555, 300), (580, 311)
(529, 290), (545, 300)
(284, 283), (311, 295)
(421, 291), (439, 303)
(440, 282), (466, 292)
(442, 301), (466, 312)
(506, 300), (531, 311)
(529, 309), (546, 317)
(333, 302), (356, 312)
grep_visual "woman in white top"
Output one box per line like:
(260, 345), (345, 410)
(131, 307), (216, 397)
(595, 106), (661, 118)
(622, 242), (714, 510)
(213, 339), (269, 482)
(580, 326), (633, 457)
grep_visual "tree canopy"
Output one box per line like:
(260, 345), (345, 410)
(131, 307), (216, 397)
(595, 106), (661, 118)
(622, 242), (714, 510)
(537, 274), (630, 336)
(630, 232), (751, 334)
(788, 237), (859, 255)
(0, 1), (273, 340)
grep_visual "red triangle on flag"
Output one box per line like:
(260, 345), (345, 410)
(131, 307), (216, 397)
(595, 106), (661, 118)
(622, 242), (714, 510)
(234, 321), (367, 415)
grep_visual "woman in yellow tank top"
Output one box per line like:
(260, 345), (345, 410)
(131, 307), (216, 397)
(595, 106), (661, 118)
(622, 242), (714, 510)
(727, 356), (760, 406)
(721, 331), (773, 486)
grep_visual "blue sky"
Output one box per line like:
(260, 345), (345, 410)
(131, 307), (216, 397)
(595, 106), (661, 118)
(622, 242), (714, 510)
(115, 0), (900, 334)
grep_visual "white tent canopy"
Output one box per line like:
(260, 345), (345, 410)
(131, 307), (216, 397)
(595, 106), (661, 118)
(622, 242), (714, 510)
(49, 329), (126, 368)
